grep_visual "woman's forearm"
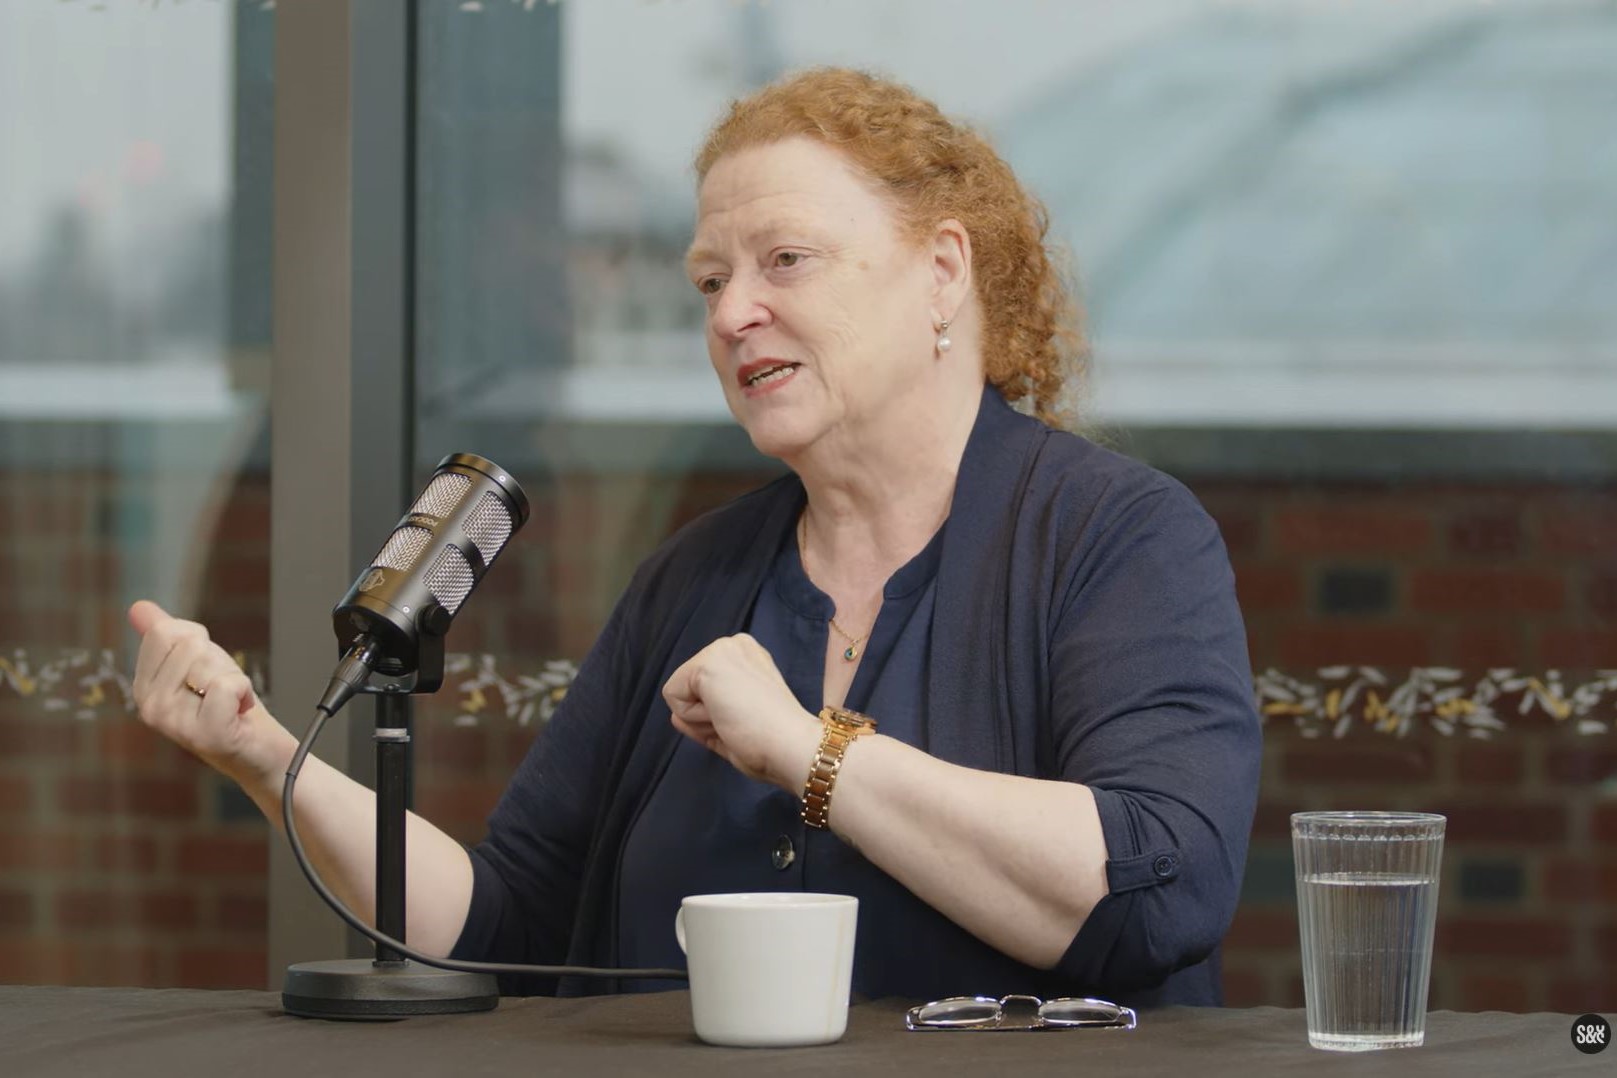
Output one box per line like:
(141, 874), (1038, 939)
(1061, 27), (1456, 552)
(824, 733), (1110, 969)
(233, 723), (476, 957)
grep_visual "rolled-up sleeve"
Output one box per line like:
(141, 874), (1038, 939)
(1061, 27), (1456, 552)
(1046, 481), (1261, 991)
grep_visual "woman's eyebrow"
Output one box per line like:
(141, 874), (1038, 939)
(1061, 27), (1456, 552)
(685, 218), (818, 272)
(682, 244), (715, 276)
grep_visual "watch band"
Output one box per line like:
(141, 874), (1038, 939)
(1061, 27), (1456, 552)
(801, 705), (876, 830)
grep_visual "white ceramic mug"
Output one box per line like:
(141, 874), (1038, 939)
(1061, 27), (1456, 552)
(674, 892), (858, 1048)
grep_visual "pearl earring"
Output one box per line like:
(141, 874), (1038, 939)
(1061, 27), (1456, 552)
(937, 318), (952, 353)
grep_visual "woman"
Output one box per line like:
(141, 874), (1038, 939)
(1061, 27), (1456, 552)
(128, 68), (1260, 1007)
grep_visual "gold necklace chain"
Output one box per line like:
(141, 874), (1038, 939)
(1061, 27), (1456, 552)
(799, 511), (870, 662)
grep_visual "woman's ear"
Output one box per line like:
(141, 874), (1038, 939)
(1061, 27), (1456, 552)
(929, 218), (972, 323)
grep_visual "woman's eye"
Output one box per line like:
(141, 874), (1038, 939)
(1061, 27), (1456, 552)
(697, 277), (724, 295)
(774, 251), (802, 268)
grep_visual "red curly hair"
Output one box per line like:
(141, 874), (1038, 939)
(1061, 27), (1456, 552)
(695, 67), (1087, 427)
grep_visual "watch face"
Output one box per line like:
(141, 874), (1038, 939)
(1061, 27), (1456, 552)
(825, 706), (875, 731)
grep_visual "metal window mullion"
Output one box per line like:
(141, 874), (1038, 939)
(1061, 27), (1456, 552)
(269, 0), (414, 980)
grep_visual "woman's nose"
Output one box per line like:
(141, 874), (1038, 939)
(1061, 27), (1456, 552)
(709, 275), (772, 340)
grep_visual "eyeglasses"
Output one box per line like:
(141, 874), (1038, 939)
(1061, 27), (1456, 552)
(904, 993), (1138, 1032)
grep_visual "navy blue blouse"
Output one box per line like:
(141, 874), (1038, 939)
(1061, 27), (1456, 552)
(452, 386), (1260, 1006)
(617, 513), (949, 997)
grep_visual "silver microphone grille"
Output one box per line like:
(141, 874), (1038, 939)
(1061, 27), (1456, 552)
(411, 472), (471, 519)
(422, 545), (475, 615)
(373, 525), (434, 573)
(463, 491), (514, 564)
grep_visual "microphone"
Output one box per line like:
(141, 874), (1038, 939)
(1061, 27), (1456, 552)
(281, 449), (684, 1020)
(316, 452), (529, 715)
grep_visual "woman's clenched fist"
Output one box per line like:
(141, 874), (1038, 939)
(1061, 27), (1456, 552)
(662, 633), (820, 789)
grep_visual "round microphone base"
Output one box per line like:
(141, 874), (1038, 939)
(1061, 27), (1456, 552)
(282, 958), (499, 1020)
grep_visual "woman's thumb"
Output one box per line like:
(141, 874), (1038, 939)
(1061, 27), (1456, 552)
(127, 599), (170, 636)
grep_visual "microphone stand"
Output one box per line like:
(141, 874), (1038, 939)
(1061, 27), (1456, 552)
(282, 634), (498, 1020)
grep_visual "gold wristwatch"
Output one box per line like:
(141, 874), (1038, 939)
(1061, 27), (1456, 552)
(801, 705), (877, 830)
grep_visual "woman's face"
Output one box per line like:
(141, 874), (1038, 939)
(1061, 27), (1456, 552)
(687, 136), (941, 459)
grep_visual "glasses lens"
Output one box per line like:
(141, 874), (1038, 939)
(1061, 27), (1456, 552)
(912, 997), (1003, 1027)
(1039, 998), (1128, 1026)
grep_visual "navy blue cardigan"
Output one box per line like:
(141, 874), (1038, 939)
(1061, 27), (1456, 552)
(453, 385), (1262, 1005)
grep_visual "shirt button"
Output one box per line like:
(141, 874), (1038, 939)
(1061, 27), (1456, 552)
(771, 835), (796, 871)
(1152, 854), (1178, 879)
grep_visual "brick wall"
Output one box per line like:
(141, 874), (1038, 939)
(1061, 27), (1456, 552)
(0, 468), (273, 989)
(1199, 482), (1617, 671)
(2, 466), (1614, 1007)
(0, 701), (268, 988)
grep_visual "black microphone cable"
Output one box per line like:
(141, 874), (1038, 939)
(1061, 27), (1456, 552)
(282, 699), (689, 983)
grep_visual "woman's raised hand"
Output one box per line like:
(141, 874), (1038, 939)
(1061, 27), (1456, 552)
(662, 633), (820, 789)
(127, 600), (287, 784)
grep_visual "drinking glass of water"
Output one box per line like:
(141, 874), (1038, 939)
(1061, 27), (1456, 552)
(1292, 811), (1446, 1051)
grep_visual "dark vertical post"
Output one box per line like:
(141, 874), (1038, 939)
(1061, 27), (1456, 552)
(271, 0), (415, 973)
(373, 690), (411, 964)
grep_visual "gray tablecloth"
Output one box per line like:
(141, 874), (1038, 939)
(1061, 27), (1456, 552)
(0, 987), (1605, 1077)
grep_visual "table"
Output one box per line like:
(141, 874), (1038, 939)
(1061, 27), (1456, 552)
(0, 987), (1604, 1077)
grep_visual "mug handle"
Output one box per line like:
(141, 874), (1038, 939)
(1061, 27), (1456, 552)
(674, 906), (687, 955)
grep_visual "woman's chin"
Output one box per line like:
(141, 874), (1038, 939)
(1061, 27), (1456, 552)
(744, 427), (804, 461)
(741, 415), (817, 462)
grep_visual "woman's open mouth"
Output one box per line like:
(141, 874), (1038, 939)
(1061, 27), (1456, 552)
(738, 360), (801, 397)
